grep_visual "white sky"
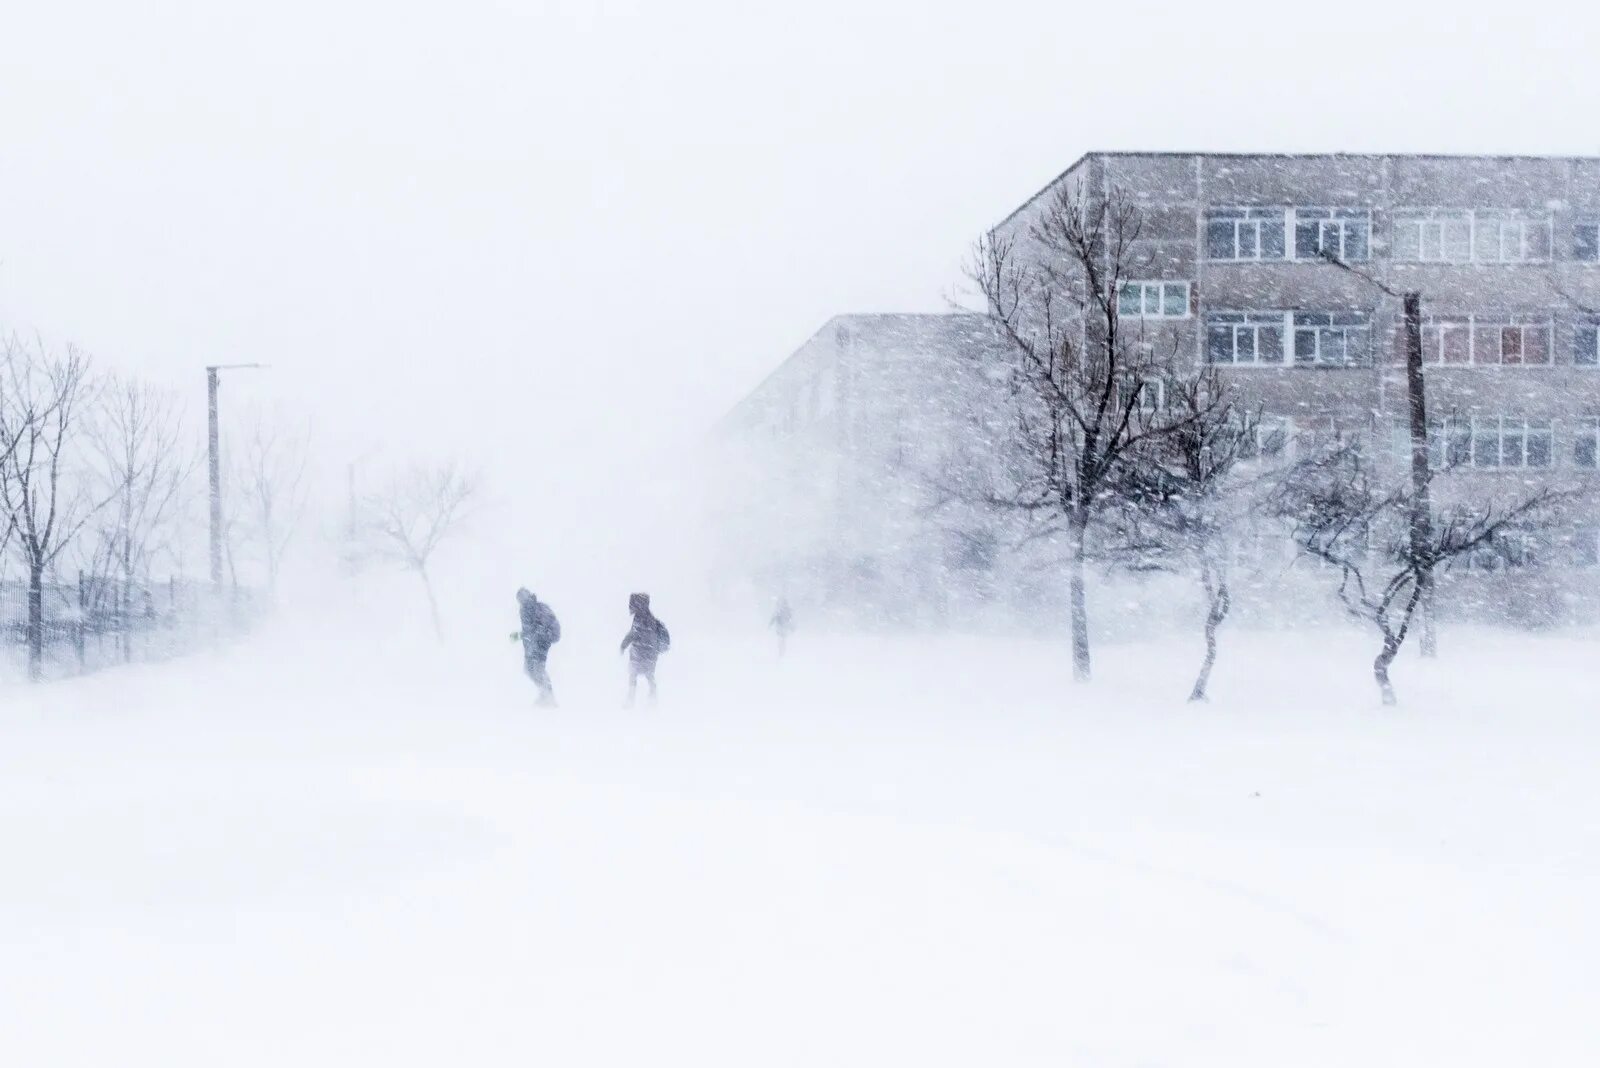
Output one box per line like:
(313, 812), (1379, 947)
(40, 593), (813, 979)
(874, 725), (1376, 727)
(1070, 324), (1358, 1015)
(4, 0), (1598, 506)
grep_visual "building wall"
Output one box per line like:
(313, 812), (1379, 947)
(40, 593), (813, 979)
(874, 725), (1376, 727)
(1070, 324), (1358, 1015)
(719, 154), (1600, 630)
(1000, 153), (1600, 621)
(712, 314), (1024, 628)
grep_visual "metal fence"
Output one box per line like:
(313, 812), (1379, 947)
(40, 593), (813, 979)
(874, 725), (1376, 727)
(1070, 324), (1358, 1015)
(0, 575), (259, 680)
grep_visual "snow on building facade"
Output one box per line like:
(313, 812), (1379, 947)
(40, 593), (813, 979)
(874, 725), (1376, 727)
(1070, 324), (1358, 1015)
(710, 313), (1028, 628)
(994, 153), (1600, 624)
(718, 154), (1600, 628)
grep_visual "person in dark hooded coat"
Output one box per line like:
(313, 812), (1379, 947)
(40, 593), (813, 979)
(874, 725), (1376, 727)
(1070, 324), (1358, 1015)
(512, 588), (561, 705)
(618, 592), (669, 705)
(769, 596), (794, 657)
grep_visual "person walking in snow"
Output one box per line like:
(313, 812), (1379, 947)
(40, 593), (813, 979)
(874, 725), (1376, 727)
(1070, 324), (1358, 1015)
(512, 588), (561, 706)
(769, 596), (794, 657)
(619, 592), (670, 705)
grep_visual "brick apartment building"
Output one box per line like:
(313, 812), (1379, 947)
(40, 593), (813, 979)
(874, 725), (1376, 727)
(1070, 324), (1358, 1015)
(717, 154), (1600, 627)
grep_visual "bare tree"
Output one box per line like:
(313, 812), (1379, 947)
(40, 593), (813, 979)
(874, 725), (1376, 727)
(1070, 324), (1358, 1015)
(1271, 439), (1566, 705)
(226, 411), (310, 597)
(0, 337), (106, 680)
(969, 185), (1220, 681)
(1111, 370), (1276, 702)
(84, 377), (198, 660)
(358, 462), (475, 638)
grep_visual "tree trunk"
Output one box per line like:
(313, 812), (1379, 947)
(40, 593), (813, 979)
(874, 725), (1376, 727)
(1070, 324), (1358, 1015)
(1189, 562), (1231, 703)
(1373, 638), (1399, 706)
(27, 562), (44, 683)
(1418, 571), (1437, 659)
(75, 570), (87, 673)
(1373, 582), (1426, 706)
(420, 567), (443, 640)
(121, 539), (134, 664)
(1068, 511), (1091, 683)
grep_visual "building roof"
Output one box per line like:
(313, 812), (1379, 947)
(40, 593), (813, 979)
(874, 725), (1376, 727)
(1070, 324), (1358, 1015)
(718, 313), (1002, 432)
(991, 150), (1600, 235)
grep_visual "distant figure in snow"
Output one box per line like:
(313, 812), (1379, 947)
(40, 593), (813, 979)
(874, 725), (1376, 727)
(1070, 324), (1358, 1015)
(619, 592), (670, 706)
(769, 597), (794, 657)
(511, 588), (561, 706)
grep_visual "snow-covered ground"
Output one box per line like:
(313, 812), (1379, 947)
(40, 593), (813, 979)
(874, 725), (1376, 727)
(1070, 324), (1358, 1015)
(3, 621), (1597, 1066)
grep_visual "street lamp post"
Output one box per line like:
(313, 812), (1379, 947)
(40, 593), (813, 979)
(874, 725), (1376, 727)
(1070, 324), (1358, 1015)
(1317, 250), (1436, 657)
(206, 363), (265, 594)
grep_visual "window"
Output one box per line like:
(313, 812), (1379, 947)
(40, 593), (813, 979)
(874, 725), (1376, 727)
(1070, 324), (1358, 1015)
(1393, 210), (1472, 262)
(1206, 311), (1370, 367)
(1575, 321), (1600, 366)
(947, 530), (996, 572)
(1399, 416), (1470, 470)
(1470, 416), (1552, 469)
(1229, 521), (1295, 570)
(1294, 207), (1370, 261)
(1404, 416), (1551, 469)
(1137, 377), (1165, 414)
(1118, 281), (1191, 319)
(1242, 416), (1294, 461)
(1575, 418), (1600, 469)
(1293, 311), (1372, 366)
(1466, 527), (1543, 572)
(1393, 210), (1552, 263)
(1205, 208), (1287, 261)
(1206, 312), (1286, 364)
(1419, 315), (1552, 366)
(1574, 222), (1600, 263)
(1116, 376), (1166, 414)
(1472, 211), (1552, 262)
(1570, 526), (1600, 568)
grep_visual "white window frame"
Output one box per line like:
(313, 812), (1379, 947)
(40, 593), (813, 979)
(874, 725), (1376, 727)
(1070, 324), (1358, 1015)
(1228, 519), (1295, 572)
(1464, 416), (1554, 470)
(1291, 311), (1372, 367)
(1571, 525), (1600, 568)
(1419, 314), (1554, 367)
(1248, 415), (1295, 462)
(1574, 417), (1600, 470)
(1292, 207), (1371, 262)
(1392, 208), (1553, 264)
(1204, 207), (1289, 262)
(1206, 310), (1371, 368)
(1117, 375), (1166, 414)
(1118, 280), (1191, 319)
(1403, 415), (1552, 471)
(1464, 526), (1544, 572)
(1137, 376), (1165, 414)
(1573, 221), (1600, 263)
(1574, 320), (1600, 367)
(1204, 311), (1287, 365)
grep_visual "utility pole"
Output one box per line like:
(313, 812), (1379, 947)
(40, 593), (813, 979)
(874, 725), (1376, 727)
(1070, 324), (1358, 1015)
(205, 363), (266, 596)
(207, 367), (222, 591)
(1318, 251), (1434, 656)
(1401, 292), (1436, 658)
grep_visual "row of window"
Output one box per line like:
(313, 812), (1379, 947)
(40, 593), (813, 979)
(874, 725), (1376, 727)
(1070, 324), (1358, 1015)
(1115, 287), (1600, 369)
(1134, 405), (1600, 473)
(1201, 206), (1600, 264)
(1415, 526), (1600, 571)
(1230, 523), (1600, 571)
(1205, 311), (1374, 367)
(1392, 416), (1600, 471)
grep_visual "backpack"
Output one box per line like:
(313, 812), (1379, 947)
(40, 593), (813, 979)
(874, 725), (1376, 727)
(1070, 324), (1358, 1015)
(540, 605), (562, 645)
(655, 619), (671, 653)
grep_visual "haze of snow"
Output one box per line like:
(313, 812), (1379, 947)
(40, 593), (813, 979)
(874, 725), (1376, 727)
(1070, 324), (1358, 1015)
(3, 603), (1596, 1066)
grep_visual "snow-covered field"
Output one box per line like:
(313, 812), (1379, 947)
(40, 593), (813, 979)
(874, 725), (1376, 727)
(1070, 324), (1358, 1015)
(3, 621), (1597, 1066)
